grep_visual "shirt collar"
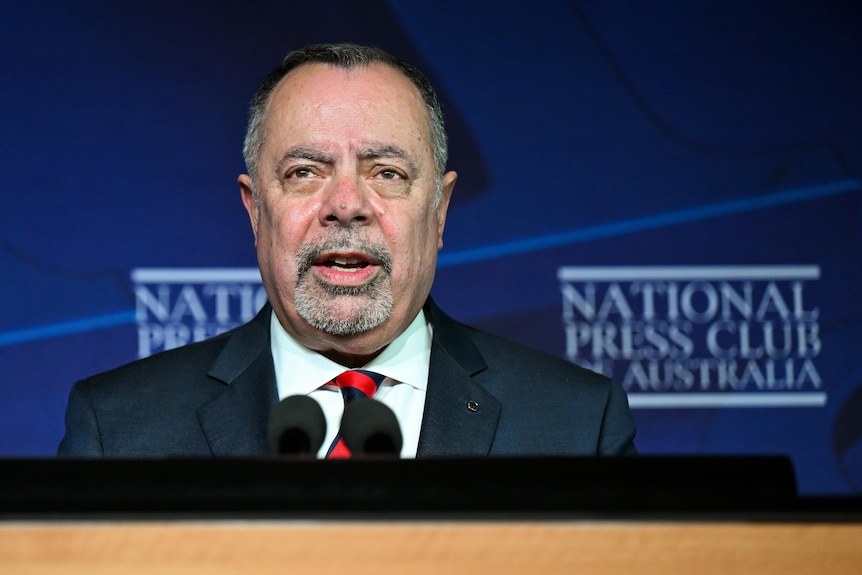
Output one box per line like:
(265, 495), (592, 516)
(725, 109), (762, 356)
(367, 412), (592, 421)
(270, 308), (433, 400)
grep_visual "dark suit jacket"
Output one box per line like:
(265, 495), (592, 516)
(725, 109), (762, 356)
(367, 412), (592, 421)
(58, 300), (636, 457)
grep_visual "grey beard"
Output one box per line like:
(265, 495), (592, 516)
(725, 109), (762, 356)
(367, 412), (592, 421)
(293, 229), (394, 336)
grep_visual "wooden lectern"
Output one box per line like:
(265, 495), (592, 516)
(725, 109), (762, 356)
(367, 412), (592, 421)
(1, 457), (859, 574)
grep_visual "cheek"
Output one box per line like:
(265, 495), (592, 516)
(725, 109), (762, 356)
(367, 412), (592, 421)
(255, 205), (300, 276)
(391, 210), (442, 274)
(260, 199), (315, 248)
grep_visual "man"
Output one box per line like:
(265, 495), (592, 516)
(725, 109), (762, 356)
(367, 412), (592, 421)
(58, 43), (636, 457)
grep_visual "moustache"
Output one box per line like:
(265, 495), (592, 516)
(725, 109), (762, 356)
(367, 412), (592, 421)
(295, 229), (393, 277)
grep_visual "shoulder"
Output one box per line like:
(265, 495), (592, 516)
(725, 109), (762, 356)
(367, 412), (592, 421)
(58, 307), (272, 457)
(426, 300), (637, 455)
(427, 299), (610, 389)
(66, 304), (273, 423)
(78, 328), (233, 394)
(77, 304), (271, 394)
(466, 324), (617, 401)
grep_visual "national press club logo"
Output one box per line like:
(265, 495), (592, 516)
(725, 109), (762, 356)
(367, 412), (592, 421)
(558, 266), (825, 409)
(132, 268), (266, 358)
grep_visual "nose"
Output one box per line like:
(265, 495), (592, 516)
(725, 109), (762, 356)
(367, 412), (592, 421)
(319, 174), (374, 227)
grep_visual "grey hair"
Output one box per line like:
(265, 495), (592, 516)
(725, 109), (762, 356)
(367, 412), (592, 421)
(242, 43), (449, 206)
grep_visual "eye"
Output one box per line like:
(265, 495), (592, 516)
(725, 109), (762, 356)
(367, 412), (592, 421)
(285, 166), (316, 180)
(373, 167), (407, 181)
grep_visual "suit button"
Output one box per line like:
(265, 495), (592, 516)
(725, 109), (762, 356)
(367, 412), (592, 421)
(467, 400), (479, 412)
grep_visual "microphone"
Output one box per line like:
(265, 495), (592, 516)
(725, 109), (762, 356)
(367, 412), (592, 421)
(267, 395), (326, 455)
(340, 398), (403, 457)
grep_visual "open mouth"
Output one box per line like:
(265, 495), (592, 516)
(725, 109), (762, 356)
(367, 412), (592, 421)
(315, 252), (378, 273)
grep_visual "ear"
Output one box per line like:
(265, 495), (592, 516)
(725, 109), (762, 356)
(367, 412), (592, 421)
(436, 170), (457, 250)
(238, 174), (259, 240)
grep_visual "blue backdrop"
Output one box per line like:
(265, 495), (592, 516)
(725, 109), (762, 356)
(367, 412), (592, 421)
(1, 1), (860, 495)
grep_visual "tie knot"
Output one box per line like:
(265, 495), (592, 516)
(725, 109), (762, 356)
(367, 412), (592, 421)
(333, 370), (385, 404)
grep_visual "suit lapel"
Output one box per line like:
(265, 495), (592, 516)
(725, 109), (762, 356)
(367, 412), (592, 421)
(197, 305), (278, 456)
(192, 300), (501, 457)
(417, 301), (501, 456)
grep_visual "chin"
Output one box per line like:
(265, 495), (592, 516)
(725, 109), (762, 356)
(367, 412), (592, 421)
(298, 294), (393, 338)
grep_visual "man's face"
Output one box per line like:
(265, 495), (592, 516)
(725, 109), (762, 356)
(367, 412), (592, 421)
(239, 62), (457, 366)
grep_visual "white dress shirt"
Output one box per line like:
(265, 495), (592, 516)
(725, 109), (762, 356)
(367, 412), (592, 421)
(270, 309), (432, 458)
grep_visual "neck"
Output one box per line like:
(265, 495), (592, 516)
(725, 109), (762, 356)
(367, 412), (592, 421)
(319, 347), (385, 369)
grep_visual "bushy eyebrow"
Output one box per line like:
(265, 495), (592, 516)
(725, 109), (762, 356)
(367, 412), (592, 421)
(275, 147), (334, 175)
(358, 145), (420, 176)
(274, 144), (421, 177)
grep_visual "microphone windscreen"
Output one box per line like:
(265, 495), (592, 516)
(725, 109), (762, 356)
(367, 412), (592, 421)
(267, 395), (326, 455)
(340, 398), (403, 457)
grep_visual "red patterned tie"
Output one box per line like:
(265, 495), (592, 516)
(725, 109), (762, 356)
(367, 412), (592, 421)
(326, 370), (386, 458)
